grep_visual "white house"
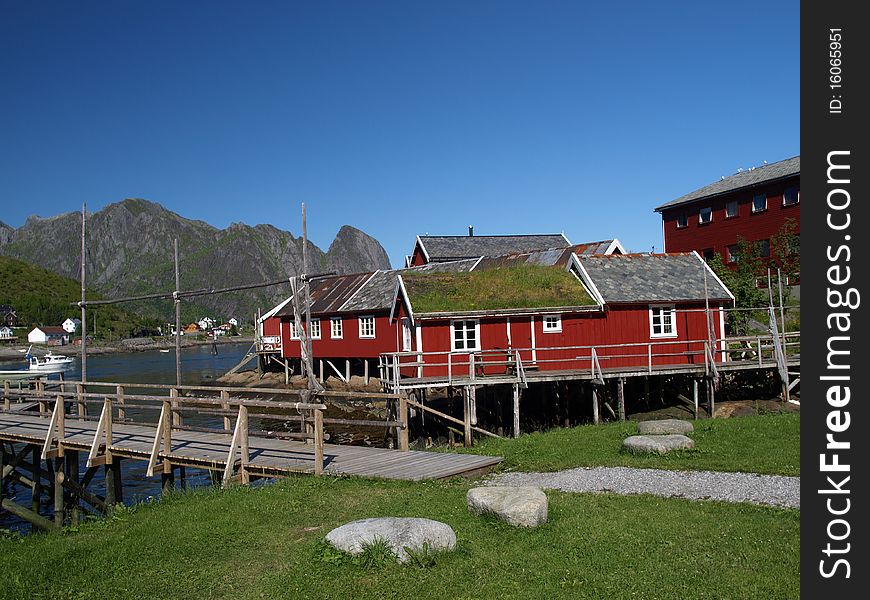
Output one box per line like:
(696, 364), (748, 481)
(0, 326), (15, 341)
(28, 326), (69, 345)
(228, 317), (239, 327)
(62, 318), (82, 334)
(198, 317), (215, 331)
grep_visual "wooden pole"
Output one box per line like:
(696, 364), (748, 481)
(66, 450), (80, 526)
(81, 203), (87, 382)
(398, 394), (409, 451)
(463, 387), (472, 447)
(708, 378), (715, 417)
(32, 446), (41, 515)
(512, 383), (521, 438)
(313, 408), (324, 475)
(364, 359), (369, 385)
(617, 377), (626, 421)
(592, 385), (600, 424)
(693, 378), (699, 419)
(54, 458), (64, 527)
(174, 238), (182, 386)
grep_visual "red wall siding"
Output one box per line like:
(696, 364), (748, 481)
(410, 245), (427, 266)
(407, 304), (725, 377)
(262, 316), (281, 337)
(280, 312), (400, 359)
(661, 176), (800, 262)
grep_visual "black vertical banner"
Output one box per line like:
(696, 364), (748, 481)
(802, 1), (868, 597)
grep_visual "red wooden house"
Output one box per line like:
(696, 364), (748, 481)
(655, 156), (799, 268)
(257, 261), (479, 376)
(387, 251), (733, 381)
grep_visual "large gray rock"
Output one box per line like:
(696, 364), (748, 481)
(623, 434), (695, 454)
(637, 419), (694, 435)
(325, 517), (456, 563)
(467, 486), (548, 527)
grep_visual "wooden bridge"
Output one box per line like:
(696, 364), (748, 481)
(0, 380), (501, 531)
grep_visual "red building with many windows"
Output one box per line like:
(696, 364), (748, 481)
(654, 156), (799, 267)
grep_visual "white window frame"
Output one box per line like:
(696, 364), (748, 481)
(330, 318), (343, 339)
(783, 186), (799, 206)
(310, 318), (321, 340)
(542, 314), (562, 333)
(649, 305), (678, 339)
(401, 317), (412, 351)
(359, 316), (376, 339)
(451, 319), (480, 351)
(676, 212), (688, 228)
(289, 321), (299, 340)
(725, 200), (739, 218)
(698, 207), (712, 224)
(752, 193), (767, 213)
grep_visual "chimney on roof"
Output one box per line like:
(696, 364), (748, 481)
(468, 225), (474, 237)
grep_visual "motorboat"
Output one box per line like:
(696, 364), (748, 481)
(26, 348), (74, 372)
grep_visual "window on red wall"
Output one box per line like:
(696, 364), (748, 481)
(676, 212), (688, 228)
(699, 207), (712, 224)
(783, 186), (799, 206)
(752, 194), (767, 213)
(649, 306), (677, 338)
(702, 248), (715, 262)
(725, 200), (739, 218)
(758, 239), (771, 258)
(726, 244), (739, 264)
(451, 320), (480, 351)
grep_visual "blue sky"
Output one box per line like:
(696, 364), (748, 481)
(0, 1), (799, 267)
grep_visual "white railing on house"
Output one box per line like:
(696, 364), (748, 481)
(379, 331), (800, 387)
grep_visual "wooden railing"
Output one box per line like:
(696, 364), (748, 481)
(2, 381), (411, 486)
(379, 331), (800, 386)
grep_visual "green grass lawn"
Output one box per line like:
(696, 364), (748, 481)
(0, 476), (799, 600)
(453, 412), (800, 476)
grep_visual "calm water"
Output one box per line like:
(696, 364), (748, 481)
(1, 342), (255, 533)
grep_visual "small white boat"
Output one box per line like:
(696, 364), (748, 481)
(159, 349), (171, 353)
(26, 348), (74, 372)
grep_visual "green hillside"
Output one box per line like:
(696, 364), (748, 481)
(0, 255), (152, 339)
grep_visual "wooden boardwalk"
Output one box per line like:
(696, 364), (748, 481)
(0, 410), (501, 482)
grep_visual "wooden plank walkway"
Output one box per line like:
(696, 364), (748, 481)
(0, 411), (501, 481)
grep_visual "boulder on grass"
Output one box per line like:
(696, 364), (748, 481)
(637, 419), (694, 435)
(467, 486), (548, 527)
(325, 517), (456, 563)
(623, 434), (694, 454)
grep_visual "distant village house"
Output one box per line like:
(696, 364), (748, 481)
(62, 317), (82, 334)
(0, 305), (17, 328)
(0, 326), (16, 342)
(28, 326), (70, 346)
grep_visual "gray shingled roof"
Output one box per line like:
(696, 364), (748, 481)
(655, 156), (800, 211)
(578, 254), (732, 303)
(418, 234), (570, 261)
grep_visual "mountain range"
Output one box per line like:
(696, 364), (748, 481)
(0, 199), (391, 323)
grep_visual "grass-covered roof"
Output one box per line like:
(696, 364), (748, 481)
(401, 265), (597, 314)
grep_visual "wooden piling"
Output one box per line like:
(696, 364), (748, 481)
(66, 450), (80, 526)
(463, 388), (472, 447)
(617, 377), (626, 421)
(693, 379), (699, 419)
(398, 394), (409, 452)
(54, 460), (64, 527)
(512, 383), (521, 438)
(591, 385), (600, 425)
(32, 446), (41, 515)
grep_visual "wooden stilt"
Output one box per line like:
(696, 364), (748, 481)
(592, 385), (600, 425)
(617, 377), (626, 421)
(463, 388), (472, 447)
(644, 376), (650, 409)
(66, 450), (79, 526)
(709, 379), (716, 417)
(32, 446), (41, 515)
(284, 359), (289, 385)
(162, 469), (175, 493)
(513, 383), (521, 438)
(346, 359), (351, 383)
(54, 460), (64, 527)
(693, 379), (699, 419)
(364, 360), (369, 385)
(105, 462), (117, 507)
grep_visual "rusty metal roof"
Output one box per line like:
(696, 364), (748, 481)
(275, 272), (373, 317)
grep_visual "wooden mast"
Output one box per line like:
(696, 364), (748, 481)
(80, 203), (87, 382)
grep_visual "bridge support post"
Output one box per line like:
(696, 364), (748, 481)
(65, 450), (80, 526)
(53, 459), (64, 527)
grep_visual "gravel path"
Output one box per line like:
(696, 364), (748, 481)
(488, 467), (800, 509)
